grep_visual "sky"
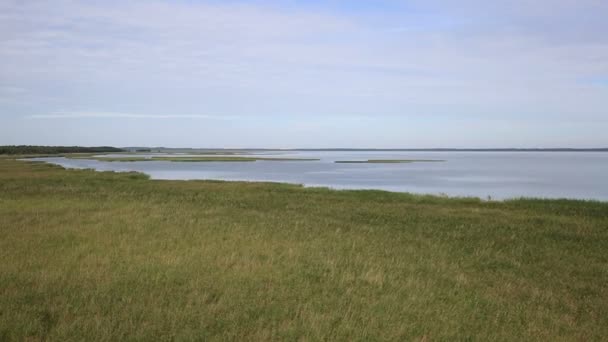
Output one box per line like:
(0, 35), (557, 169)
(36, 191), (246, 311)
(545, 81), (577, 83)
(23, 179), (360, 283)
(1, 0), (607, 148)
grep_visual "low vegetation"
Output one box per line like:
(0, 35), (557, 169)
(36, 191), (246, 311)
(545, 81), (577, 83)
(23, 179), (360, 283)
(1, 158), (607, 340)
(335, 159), (445, 163)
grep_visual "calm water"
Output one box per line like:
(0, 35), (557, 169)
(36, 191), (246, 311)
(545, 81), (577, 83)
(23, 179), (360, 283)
(31, 151), (608, 200)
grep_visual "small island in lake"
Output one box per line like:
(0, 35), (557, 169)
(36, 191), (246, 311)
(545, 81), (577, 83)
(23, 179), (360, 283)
(335, 159), (445, 164)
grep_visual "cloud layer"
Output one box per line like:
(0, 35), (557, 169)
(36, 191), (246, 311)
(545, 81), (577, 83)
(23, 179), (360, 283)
(27, 112), (237, 120)
(1, 0), (607, 147)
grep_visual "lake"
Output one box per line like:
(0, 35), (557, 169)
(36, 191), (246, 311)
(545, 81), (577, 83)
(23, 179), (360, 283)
(31, 151), (608, 201)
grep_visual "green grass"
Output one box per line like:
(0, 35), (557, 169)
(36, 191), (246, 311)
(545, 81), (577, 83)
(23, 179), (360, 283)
(1, 159), (607, 341)
(335, 159), (445, 163)
(67, 155), (319, 162)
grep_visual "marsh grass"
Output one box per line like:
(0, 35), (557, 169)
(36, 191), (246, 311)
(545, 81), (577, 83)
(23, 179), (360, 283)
(0, 159), (607, 340)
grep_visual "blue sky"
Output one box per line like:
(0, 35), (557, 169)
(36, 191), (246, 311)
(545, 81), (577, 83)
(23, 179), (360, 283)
(1, 0), (607, 148)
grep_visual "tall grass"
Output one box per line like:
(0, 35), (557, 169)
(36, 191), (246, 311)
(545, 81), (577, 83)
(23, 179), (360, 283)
(1, 159), (607, 340)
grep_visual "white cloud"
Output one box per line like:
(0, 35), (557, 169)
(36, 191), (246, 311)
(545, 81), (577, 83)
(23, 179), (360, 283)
(27, 111), (239, 120)
(0, 86), (26, 94)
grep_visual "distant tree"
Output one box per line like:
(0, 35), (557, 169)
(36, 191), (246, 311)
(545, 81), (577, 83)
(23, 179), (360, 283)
(0, 145), (125, 155)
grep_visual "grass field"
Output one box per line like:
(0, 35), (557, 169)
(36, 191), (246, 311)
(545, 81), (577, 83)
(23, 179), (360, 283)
(1, 158), (607, 340)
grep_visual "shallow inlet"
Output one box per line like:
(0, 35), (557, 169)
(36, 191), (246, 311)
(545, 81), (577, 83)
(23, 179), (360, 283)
(29, 150), (608, 201)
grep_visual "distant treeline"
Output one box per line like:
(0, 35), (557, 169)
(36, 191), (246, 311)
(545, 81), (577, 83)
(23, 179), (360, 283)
(0, 145), (125, 155)
(294, 148), (608, 152)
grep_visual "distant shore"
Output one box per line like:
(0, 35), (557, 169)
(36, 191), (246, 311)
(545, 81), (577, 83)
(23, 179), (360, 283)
(123, 147), (608, 153)
(3, 145), (608, 155)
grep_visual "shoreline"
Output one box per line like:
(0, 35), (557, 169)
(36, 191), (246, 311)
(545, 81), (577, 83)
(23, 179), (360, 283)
(20, 157), (608, 204)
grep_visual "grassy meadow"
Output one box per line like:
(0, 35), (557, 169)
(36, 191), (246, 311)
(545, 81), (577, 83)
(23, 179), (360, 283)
(1, 158), (607, 340)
